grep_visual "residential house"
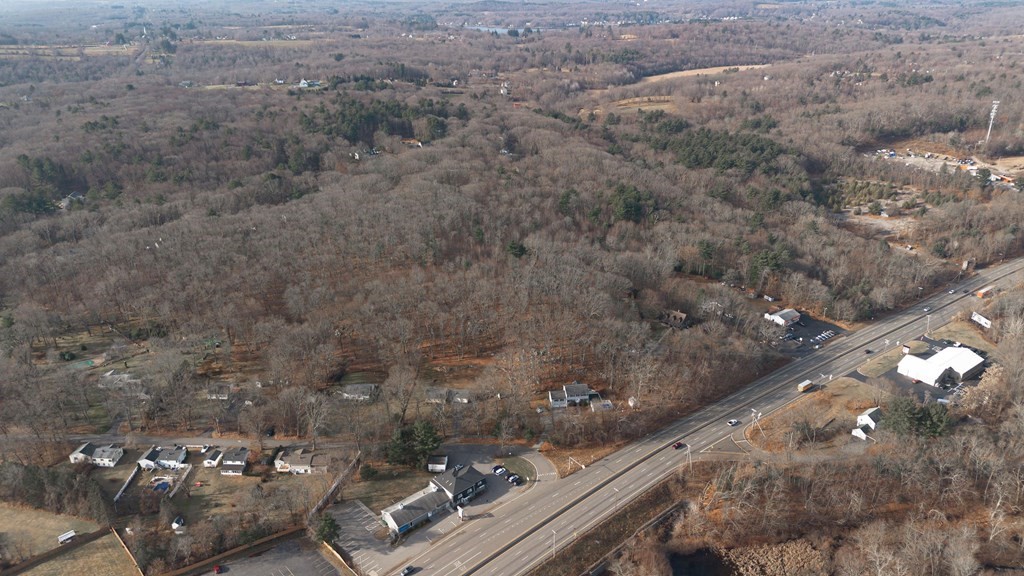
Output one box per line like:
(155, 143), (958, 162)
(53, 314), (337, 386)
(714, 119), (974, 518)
(852, 407), (882, 441)
(856, 407), (882, 430)
(549, 381), (594, 408)
(339, 383), (378, 402)
(69, 442), (123, 467)
(203, 450), (223, 468)
(221, 447), (249, 476)
(274, 448), (326, 474)
(426, 455), (448, 473)
(659, 310), (688, 330)
(58, 191), (85, 210)
(430, 466), (487, 506)
(138, 446), (187, 470)
(425, 387), (450, 405)
(450, 390), (472, 404)
(206, 384), (231, 401)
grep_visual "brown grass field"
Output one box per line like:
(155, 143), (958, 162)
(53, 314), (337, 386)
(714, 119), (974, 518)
(747, 377), (886, 453)
(21, 533), (138, 576)
(0, 504), (99, 559)
(930, 320), (996, 353)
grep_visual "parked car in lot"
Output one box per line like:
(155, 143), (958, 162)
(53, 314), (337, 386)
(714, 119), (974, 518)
(493, 466), (507, 476)
(727, 419), (740, 427)
(506, 474), (521, 484)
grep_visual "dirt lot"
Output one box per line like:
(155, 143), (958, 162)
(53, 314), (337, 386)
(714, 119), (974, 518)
(746, 377), (886, 453)
(0, 504), (99, 560)
(22, 533), (138, 576)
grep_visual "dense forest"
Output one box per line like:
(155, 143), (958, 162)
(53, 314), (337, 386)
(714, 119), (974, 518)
(1, 0), (1024, 572)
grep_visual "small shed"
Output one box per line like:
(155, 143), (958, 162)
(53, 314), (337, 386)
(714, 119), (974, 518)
(427, 455), (448, 473)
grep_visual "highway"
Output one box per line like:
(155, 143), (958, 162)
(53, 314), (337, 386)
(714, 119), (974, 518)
(401, 258), (1024, 576)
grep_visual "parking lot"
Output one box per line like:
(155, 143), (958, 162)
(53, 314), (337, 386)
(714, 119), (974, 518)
(332, 501), (391, 576)
(215, 539), (338, 576)
(776, 314), (846, 357)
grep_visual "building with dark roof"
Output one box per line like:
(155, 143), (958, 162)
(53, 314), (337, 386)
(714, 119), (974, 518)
(430, 466), (487, 505)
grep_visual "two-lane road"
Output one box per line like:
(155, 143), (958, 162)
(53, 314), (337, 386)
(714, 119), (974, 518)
(398, 260), (1024, 576)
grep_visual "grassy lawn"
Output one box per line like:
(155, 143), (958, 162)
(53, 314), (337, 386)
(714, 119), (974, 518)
(344, 464), (434, 513)
(0, 504), (99, 559)
(90, 452), (142, 500)
(173, 465), (263, 525)
(173, 463), (330, 527)
(930, 320), (995, 354)
(858, 340), (929, 378)
(22, 533), (137, 576)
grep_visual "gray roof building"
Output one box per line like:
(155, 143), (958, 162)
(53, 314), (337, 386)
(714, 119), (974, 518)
(431, 466), (487, 504)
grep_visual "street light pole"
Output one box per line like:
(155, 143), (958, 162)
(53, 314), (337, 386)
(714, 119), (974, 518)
(551, 529), (556, 559)
(926, 314), (931, 335)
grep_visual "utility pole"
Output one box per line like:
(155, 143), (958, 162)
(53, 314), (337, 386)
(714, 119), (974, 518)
(985, 100), (1000, 148)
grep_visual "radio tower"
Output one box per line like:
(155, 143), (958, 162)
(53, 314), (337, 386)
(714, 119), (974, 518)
(985, 100), (1000, 148)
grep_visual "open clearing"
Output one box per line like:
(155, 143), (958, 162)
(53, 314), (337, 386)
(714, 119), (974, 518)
(930, 320), (995, 353)
(637, 64), (771, 84)
(747, 377), (886, 453)
(22, 533), (137, 576)
(174, 461), (330, 527)
(344, 463), (434, 513)
(0, 504), (99, 559)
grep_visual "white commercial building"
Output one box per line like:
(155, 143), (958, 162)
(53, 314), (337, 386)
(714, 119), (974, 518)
(897, 346), (985, 387)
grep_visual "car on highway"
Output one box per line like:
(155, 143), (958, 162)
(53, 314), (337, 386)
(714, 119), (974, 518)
(962, 289), (970, 294)
(213, 566), (224, 575)
(400, 567), (418, 576)
(493, 466), (507, 476)
(672, 441), (685, 449)
(864, 349), (872, 354)
(948, 289), (956, 294)
(922, 307), (931, 312)
(727, 419), (740, 427)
